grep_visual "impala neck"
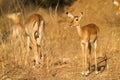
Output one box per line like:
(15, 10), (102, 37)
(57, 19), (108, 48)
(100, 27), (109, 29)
(76, 25), (82, 37)
(15, 19), (20, 24)
(12, 17), (20, 24)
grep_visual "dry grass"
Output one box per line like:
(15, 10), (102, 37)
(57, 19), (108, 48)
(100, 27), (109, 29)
(0, 0), (120, 80)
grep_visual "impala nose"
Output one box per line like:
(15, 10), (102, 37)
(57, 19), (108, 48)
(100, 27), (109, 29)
(66, 12), (68, 15)
(81, 12), (83, 15)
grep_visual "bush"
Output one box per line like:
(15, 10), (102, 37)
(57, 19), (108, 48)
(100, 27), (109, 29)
(0, 0), (75, 14)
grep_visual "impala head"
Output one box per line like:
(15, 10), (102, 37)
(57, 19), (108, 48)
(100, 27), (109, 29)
(113, 0), (119, 6)
(66, 12), (83, 27)
(6, 12), (21, 23)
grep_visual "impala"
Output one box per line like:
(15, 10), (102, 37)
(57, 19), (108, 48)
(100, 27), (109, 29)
(66, 12), (100, 76)
(25, 13), (45, 65)
(113, 0), (120, 15)
(7, 12), (24, 41)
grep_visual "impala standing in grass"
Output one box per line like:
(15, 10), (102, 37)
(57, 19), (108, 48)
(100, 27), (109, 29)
(7, 12), (25, 42)
(66, 12), (100, 76)
(25, 13), (45, 65)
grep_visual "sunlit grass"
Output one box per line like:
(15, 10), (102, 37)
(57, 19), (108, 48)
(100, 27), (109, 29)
(0, 0), (120, 80)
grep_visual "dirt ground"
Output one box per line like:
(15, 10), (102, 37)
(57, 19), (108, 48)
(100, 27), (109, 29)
(0, 0), (120, 80)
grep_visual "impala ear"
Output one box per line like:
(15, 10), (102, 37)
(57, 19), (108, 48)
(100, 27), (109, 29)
(66, 12), (74, 19)
(113, 0), (119, 6)
(78, 12), (83, 21)
(16, 12), (21, 16)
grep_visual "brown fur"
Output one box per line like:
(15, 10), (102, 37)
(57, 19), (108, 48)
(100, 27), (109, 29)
(6, 12), (25, 41)
(78, 23), (99, 41)
(25, 13), (45, 65)
(66, 12), (100, 75)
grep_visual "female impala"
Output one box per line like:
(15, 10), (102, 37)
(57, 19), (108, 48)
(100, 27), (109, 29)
(66, 12), (100, 76)
(7, 12), (24, 41)
(25, 14), (45, 65)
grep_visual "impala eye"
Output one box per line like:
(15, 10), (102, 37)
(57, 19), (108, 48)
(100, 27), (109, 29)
(76, 18), (78, 21)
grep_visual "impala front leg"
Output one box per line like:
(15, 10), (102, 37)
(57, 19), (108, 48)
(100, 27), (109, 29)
(81, 42), (85, 75)
(84, 42), (90, 76)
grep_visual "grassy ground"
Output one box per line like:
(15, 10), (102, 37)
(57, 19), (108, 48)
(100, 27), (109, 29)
(0, 0), (120, 80)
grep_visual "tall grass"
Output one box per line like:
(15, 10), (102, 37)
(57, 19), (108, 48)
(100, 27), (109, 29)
(0, 0), (120, 80)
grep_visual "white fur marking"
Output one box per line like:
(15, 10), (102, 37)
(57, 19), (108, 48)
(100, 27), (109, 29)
(67, 13), (74, 19)
(94, 41), (97, 49)
(78, 13), (83, 21)
(13, 28), (19, 38)
(37, 20), (44, 45)
(81, 40), (86, 44)
(34, 22), (39, 31)
(114, 0), (119, 6)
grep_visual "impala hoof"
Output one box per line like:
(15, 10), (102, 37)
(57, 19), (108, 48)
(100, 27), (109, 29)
(81, 70), (90, 76)
(85, 70), (90, 76)
(81, 71), (85, 75)
(95, 71), (99, 74)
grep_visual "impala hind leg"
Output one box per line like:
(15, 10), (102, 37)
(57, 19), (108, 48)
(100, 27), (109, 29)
(37, 20), (44, 64)
(31, 35), (40, 65)
(88, 43), (92, 72)
(33, 46), (39, 65)
(25, 36), (30, 65)
(32, 22), (41, 65)
(84, 42), (90, 76)
(94, 40), (98, 74)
